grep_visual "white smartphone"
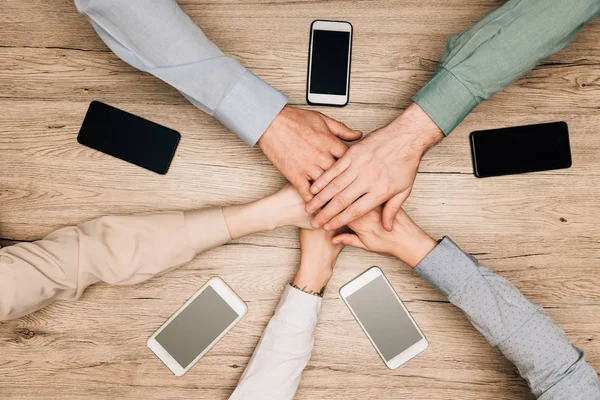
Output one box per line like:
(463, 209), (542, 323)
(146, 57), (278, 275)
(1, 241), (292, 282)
(340, 267), (428, 369)
(307, 20), (353, 106)
(147, 277), (247, 376)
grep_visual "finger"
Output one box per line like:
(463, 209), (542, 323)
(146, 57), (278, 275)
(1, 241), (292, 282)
(311, 182), (365, 229)
(310, 156), (352, 195)
(324, 193), (378, 231)
(321, 114), (363, 141)
(317, 152), (337, 171)
(293, 177), (313, 203)
(307, 165), (324, 182)
(332, 233), (367, 250)
(330, 140), (348, 159)
(306, 172), (355, 214)
(382, 190), (410, 231)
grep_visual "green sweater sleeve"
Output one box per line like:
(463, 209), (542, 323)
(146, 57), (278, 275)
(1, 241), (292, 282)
(412, 0), (600, 135)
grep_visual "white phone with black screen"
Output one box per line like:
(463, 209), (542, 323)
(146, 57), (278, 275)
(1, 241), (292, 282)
(147, 277), (247, 376)
(307, 20), (353, 106)
(340, 267), (428, 369)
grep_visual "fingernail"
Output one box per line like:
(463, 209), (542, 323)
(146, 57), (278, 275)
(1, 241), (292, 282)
(306, 205), (314, 213)
(310, 220), (321, 229)
(311, 186), (319, 194)
(324, 224), (332, 231)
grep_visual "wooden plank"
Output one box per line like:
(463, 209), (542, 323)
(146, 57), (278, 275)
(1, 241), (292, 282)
(1, 0), (599, 399)
(0, 279), (598, 400)
(1, 40), (599, 113)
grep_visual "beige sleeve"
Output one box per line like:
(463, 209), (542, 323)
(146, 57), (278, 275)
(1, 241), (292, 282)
(0, 207), (231, 321)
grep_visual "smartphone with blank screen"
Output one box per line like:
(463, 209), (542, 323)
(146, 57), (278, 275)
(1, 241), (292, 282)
(147, 277), (247, 376)
(470, 121), (571, 178)
(340, 267), (428, 369)
(77, 101), (180, 174)
(307, 20), (352, 106)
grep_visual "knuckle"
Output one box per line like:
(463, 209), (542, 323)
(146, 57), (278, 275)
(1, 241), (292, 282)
(333, 163), (345, 174)
(332, 179), (344, 190)
(298, 184), (310, 195)
(318, 153), (332, 166)
(348, 206), (362, 219)
(333, 142), (347, 153)
(332, 195), (346, 208)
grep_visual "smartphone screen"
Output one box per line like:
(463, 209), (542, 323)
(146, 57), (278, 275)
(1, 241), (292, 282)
(470, 121), (571, 178)
(155, 285), (240, 370)
(345, 275), (424, 362)
(307, 21), (352, 106)
(310, 30), (350, 95)
(77, 101), (180, 174)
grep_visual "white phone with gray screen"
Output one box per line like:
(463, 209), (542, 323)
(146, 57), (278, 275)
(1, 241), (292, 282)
(340, 267), (428, 369)
(147, 277), (247, 376)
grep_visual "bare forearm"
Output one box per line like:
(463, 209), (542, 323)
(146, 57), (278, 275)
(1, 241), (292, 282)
(222, 197), (278, 240)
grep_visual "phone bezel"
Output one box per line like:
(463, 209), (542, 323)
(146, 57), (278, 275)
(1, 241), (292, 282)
(307, 20), (353, 106)
(340, 266), (428, 369)
(147, 277), (247, 376)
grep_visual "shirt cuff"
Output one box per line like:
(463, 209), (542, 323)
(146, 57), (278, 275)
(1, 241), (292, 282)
(411, 67), (479, 135)
(414, 236), (479, 297)
(214, 70), (288, 147)
(274, 284), (323, 328)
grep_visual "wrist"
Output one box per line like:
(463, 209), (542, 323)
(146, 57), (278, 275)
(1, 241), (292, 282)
(292, 265), (333, 296)
(392, 232), (438, 268)
(250, 197), (280, 232)
(257, 106), (290, 151)
(389, 103), (444, 155)
(223, 200), (277, 240)
(256, 193), (287, 231)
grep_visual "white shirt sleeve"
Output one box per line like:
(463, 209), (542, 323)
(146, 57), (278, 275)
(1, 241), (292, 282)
(229, 285), (322, 400)
(74, 0), (287, 146)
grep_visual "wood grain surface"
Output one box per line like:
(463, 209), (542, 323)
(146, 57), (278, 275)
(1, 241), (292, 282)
(1, 1), (599, 399)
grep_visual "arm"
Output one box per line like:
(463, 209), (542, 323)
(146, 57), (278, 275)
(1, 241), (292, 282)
(74, 0), (361, 199)
(230, 228), (344, 400)
(413, 0), (600, 135)
(416, 237), (600, 399)
(74, 0), (285, 147)
(0, 185), (310, 321)
(308, 0), (600, 230)
(335, 209), (600, 399)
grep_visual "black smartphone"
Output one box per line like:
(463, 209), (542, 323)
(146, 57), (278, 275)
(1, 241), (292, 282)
(77, 101), (180, 174)
(306, 20), (353, 106)
(470, 121), (571, 178)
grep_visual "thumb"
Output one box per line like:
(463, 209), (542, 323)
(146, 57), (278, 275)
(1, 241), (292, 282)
(321, 114), (363, 141)
(332, 233), (367, 250)
(382, 191), (410, 232)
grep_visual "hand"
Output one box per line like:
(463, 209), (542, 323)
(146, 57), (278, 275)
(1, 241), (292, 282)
(263, 184), (313, 229)
(258, 106), (362, 201)
(292, 228), (345, 296)
(332, 207), (437, 268)
(306, 103), (443, 231)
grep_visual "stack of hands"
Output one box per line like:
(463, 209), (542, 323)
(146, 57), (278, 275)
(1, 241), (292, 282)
(255, 102), (444, 291)
(248, 183), (439, 294)
(258, 102), (443, 232)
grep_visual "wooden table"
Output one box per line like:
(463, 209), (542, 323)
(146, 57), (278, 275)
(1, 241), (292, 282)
(1, 1), (599, 399)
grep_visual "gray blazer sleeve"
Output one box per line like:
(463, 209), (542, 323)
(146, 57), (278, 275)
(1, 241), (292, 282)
(415, 237), (600, 399)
